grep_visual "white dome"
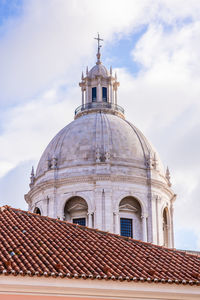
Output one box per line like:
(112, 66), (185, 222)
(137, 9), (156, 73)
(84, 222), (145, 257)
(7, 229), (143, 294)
(36, 112), (164, 178)
(88, 63), (109, 78)
(25, 45), (175, 248)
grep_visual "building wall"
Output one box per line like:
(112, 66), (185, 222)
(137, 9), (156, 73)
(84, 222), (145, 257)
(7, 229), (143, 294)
(0, 276), (199, 300)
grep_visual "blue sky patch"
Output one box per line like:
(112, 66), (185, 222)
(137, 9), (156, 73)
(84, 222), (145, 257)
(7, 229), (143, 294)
(0, 0), (23, 26)
(103, 26), (147, 75)
(175, 228), (198, 250)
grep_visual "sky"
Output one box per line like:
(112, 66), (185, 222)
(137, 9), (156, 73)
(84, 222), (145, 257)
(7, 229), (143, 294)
(0, 0), (200, 251)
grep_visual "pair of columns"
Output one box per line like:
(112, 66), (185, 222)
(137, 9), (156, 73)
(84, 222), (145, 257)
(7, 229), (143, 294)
(114, 212), (148, 242)
(81, 84), (117, 105)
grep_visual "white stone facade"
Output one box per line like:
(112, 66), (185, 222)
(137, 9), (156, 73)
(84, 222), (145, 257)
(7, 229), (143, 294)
(25, 49), (176, 248)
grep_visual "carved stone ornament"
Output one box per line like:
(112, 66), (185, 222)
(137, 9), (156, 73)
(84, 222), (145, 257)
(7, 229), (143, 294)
(96, 148), (101, 162)
(146, 153), (153, 169)
(119, 204), (138, 213)
(52, 157), (58, 169)
(47, 158), (52, 170)
(105, 151), (110, 162)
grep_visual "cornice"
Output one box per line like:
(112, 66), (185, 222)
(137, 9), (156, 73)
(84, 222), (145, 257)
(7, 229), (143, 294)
(34, 160), (150, 184)
(26, 174), (174, 200)
(74, 107), (125, 120)
(0, 276), (199, 299)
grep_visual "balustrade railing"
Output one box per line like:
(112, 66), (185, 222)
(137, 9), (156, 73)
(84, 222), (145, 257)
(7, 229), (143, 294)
(75, 102), (124, 116)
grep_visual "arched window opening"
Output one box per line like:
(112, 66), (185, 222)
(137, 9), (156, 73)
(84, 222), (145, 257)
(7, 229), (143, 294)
(64, 197), (88, 226)
(163, 208), (169, 247)
(92, 87), (97, 102)
(34, 207), (41, 215)
(102, 87), (107, 102)
(119, 197), (142, 239)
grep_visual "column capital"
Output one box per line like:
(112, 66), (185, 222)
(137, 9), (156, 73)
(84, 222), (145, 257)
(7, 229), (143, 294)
(113, 211), (119, 216)
(87, 211), (94, 216)
(141, 214), (148, 219)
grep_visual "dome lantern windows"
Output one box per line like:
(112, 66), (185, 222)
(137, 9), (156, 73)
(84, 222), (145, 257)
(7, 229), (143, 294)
(92, 87), (97, 102)
(77, 34), (122, 116)
(102, 87), (107, 102)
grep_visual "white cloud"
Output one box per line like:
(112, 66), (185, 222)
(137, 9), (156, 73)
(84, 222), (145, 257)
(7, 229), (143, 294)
(0, 0), (152, 106)
(0, 83), (79, 178)
(117, 17), (200, 249)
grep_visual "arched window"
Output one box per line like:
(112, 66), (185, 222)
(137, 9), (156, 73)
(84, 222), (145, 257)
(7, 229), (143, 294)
(119, 197), (142, 239)
(102, 87), (107, 102)
(64, 197), (88, 226)
(92, 87), (97, 102)
(163, 207), (169, 247)
(34, 207), (41, 215)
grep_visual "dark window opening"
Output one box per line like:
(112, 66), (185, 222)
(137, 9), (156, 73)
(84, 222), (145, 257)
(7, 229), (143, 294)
(92, 87), (97, 102)
(102, 87), (107, 102)
(120, 218), (132, 238)
(34, 207), (41, 215)
(73, 218), (86, 226)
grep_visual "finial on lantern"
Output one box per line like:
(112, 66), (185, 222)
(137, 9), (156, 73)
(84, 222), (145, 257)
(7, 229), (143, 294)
(94, 32), (103, 65)
(30, 166), (35, 187)
(166, 166), (171, 187)
(31, 166), (34, 176)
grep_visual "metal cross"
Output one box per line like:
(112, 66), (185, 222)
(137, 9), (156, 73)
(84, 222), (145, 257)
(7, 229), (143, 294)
(94, 33), (103, 54)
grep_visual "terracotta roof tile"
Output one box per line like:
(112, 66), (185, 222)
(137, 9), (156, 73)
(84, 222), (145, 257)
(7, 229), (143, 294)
(0, 206), (200, 285)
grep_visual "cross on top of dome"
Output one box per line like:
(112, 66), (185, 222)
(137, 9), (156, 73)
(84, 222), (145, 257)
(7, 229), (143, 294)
(75, 35), (122, 118)
(94, 33), (103, 65)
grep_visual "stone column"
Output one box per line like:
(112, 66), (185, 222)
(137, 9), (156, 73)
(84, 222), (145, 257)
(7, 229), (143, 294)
(81, 88), (84, 106)
(170, 195), (176, 248)
(88, 212), (93, 228)
(109, 83), (113, 103)
(107, 84), (110, 103)
(155, 195), (160, 245)
(46, 196), (49, 216)
(94, 189), (103, 230)
(85, 81), (88, 103)
(141, 215), (147, 242)
(48, 196), (55, 218)
(97, 77), (101, 102)
(114, 88), (117, 105)
(114, 212), (120, 235)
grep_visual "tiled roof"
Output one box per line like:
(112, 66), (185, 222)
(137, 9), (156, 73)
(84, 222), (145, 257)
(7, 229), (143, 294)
(0, 206), (200, 285)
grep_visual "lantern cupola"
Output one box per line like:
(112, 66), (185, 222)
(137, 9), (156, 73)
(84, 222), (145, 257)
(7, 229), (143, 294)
(75, 34), (123, 119)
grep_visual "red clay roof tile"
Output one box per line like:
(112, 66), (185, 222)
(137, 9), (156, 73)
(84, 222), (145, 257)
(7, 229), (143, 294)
(0, 206), (200, 285)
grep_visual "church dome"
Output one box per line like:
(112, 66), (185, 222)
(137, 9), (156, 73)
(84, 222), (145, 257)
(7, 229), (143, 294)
(88, 63), (109, 78)
(26, 35), (175, 248)
(36, 112), (164, 178)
